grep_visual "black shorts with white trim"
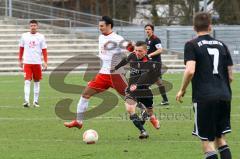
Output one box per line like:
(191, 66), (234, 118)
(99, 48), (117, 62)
(192, 100), (231, 141)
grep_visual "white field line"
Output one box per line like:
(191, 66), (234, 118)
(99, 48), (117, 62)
(0, 138), (239, 145)
(1, 105), (240, 110)
(1, 95), (240, 99)
(0, 115), (240, 122)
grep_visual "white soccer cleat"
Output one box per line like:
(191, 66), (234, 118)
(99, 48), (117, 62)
(33, 102), (40, 107)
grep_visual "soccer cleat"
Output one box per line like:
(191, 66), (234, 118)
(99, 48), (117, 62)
(139, 130), (149, 139)
(33, 102), (40, 107)
(23, 101), (30, 108)
(64, 120), (83, 129)
(150, 116), (160, 129)
(160, 100), (169, 106)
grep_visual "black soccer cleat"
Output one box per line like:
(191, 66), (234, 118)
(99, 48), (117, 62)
(160, 100), (169, 106)
(139, 130), (149, 139)
(23, 102), (30, 108)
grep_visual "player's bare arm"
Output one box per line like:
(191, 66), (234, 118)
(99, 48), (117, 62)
(228, 66), (233, 83)
(176, 60), (196, 102)
(148, 48), (162, 58)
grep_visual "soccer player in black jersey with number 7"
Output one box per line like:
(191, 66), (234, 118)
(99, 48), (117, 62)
(176, 12), (233, 159)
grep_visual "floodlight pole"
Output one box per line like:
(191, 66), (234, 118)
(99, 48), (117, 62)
(8, 0), (12, 17)
(5, 0), (8, 16)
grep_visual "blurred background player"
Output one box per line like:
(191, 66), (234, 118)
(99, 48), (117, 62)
(176, 12), (233, 159)
(144, 24), (169, 106)
(18, 20), (48, 108)
(64, 16), (133, 129)
(112, 41), (161, 139)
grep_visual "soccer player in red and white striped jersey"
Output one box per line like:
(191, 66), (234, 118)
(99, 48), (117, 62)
(18, 20), (48, 108)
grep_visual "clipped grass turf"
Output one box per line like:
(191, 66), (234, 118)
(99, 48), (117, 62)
(0, 73), (239, 159)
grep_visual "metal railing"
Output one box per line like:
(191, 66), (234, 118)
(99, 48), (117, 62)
(0, 0), (136, 27)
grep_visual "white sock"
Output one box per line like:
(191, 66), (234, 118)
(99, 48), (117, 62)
(33, 82), (40, 103)
(76, 96), (89, 123)
(24, 80), (31, 103)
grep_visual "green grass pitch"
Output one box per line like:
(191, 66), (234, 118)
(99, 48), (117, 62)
(0, 73), (239, 159)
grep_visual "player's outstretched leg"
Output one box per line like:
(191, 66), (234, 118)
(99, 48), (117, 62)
(64, 96), (88, 129)
(64, 86), (98, 129)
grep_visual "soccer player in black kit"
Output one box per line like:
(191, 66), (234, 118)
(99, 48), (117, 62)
(111, 41), (161, 139)
(145, 24), (169, 105)
(176, 12), (233, 159)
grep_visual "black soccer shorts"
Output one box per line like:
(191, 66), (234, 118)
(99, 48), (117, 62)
(192, 100), (231, 141)
(136, 97), (153, 109)
(125, 87), (153, 109)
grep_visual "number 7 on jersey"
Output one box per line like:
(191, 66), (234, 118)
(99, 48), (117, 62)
(207, 48), (219, 74)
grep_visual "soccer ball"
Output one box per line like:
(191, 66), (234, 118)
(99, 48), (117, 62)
(83, 129), (98, 144)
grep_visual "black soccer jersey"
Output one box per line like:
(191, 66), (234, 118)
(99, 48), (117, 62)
(184, 34), (233, 102)
(145, 34), (162, 62)
(114, 53), (161, 87)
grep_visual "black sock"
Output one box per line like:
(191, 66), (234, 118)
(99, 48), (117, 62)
(158, 85), (168, 101)
(130, 114), (145, 132)
(218, 145), (232, 159)
(205, 151), (218, 159)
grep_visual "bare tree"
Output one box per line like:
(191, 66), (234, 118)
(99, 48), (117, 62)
(212, 0), (240, 24)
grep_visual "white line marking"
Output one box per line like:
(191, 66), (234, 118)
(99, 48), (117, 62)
(0, 138), (239, 144)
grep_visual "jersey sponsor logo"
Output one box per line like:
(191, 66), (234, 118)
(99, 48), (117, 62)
(29, 41), (37, 48)
(147, 46), (150, 50)
(103, 40), (117, 52)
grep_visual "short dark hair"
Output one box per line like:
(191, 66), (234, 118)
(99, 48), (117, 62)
(100, 16), (114, 28)
(193, 12), (211, 32)
(144, 24), (154, 31)
(29, 20), (38, 24)
(135, 41), (147, 50)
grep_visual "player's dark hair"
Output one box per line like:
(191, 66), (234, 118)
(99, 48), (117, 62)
(100, 16), (114, 28)
(135, 41), (147, 50)
(144, 24), (154, 31)
(193, 12), (211, 32)
(29, 20), (38, 24)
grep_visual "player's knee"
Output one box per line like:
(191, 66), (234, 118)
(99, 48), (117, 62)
(82, 90), (92, 99)
(201, 141), (216, 153)
(125, 105), (135, 114)
(82, 94), (91, 99)
(215, 136), (227, 147)
(129, 113), (139, 121)
(155, 78), (162, 85)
